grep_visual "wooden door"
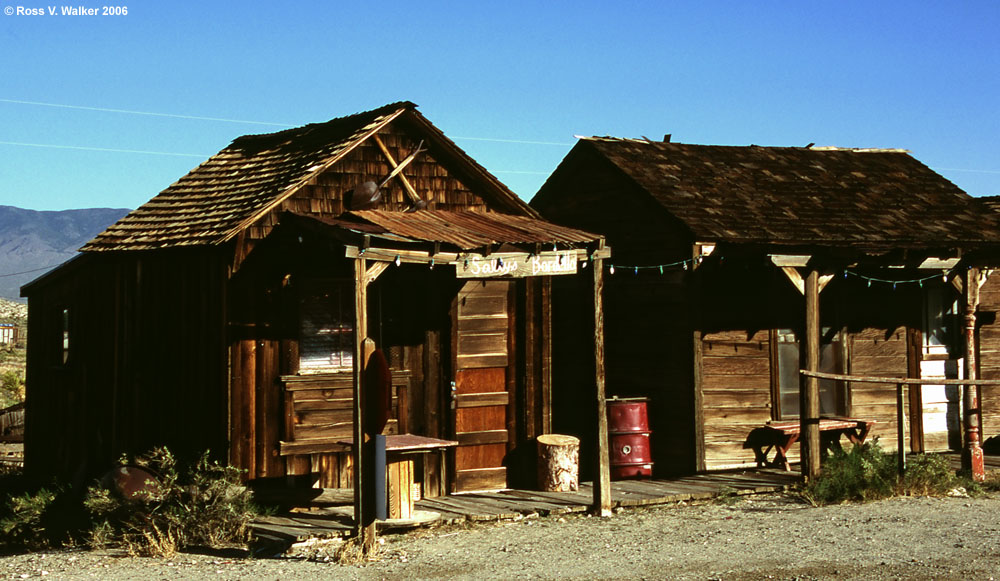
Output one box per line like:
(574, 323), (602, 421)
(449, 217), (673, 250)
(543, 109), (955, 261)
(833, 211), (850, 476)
(452, 280), (512, 492)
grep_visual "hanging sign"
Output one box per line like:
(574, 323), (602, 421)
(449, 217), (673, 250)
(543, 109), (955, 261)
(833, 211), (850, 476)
(456, 251), (579, 279)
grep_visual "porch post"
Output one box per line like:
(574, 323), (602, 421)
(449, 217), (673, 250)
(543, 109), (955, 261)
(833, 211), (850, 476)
(353, 256), (377, 550)
(801, 268), (821, 480)
(962, 266), (985, 481)
(592, 241), (612, 516)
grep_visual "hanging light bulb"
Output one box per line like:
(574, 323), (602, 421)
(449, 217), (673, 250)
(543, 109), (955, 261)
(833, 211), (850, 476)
(394, 255), (401, 267)
(610, 265), (615, 275)
(634, 267), (638, 275)
(659, 265), (664, 274)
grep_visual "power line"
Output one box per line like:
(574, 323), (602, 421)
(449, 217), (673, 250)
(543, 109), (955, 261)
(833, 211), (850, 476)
(934, 167), (1000, 175)
(0, 98), (574, 146)
(0, 98), (294, 127)
(0, 263), (67, 279)
(0, 140), (210, 158)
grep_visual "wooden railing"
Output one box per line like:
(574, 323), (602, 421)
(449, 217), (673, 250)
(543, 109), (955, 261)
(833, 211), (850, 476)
(801, 370), (1000, 475)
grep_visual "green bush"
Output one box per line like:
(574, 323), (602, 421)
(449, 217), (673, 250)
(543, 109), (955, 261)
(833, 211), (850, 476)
(0, 488), (58, 553)
(803, 440), (967, 505)
(84, 447), (257, 557)
(0, 369), (23, 407)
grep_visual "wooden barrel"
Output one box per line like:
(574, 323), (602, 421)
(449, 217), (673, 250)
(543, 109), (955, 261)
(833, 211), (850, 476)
(607, 397), (653, 479)
(537, 434), (580, 492)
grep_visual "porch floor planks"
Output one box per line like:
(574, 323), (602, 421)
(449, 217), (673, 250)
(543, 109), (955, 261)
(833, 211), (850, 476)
(251, 514), (353, 542)
(497, 490), (590, 514)
(451, 493), (551, 518)
(251, 467), (801, 545)
(414, 497), (485, 522)
(415, 495), (517, 521)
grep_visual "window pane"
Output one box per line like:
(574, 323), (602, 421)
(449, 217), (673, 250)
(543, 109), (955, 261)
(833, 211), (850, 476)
(299, 281), (354, 373)
(777, 338), (842, 418)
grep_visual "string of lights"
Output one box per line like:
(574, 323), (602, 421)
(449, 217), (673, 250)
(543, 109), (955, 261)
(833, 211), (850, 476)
(602, 254), (969, 289)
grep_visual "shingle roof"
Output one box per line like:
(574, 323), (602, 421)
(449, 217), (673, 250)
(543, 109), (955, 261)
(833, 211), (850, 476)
(81, 102), (534, 252)
(83, 102), (413, 252)
(581, 138), (1000, 248)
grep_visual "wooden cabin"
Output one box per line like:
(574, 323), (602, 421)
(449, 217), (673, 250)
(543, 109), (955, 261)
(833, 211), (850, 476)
(532, 138), (1000, 474)
(20, 102), (607, 497)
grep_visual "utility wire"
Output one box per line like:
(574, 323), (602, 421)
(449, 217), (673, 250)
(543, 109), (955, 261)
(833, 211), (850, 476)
(0, 140), (210, 158)
(0, 263), (67, 279)
(0, 98), (293, 127)
(0, 98), (575, 146)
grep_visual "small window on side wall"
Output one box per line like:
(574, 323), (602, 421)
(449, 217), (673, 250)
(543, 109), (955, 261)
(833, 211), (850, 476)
(298, 280), (355, 374)
(61, 307), (70, 364)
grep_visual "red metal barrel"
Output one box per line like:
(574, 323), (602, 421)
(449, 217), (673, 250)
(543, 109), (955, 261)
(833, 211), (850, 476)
(607, 397), (653, 479)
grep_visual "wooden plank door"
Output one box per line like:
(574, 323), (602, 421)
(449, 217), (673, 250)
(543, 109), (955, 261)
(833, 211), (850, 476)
(452, 280), (512, 492)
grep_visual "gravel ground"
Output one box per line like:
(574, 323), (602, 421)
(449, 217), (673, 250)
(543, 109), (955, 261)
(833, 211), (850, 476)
(2, 492), (1000, 580)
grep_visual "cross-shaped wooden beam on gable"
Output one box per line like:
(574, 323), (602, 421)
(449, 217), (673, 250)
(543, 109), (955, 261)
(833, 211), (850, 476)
(373, 135), (424, 204)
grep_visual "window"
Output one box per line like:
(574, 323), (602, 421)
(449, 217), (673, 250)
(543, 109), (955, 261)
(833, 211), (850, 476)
(774, 329), (843, 419)
(923, 285), (959, 358)
(60, 308), (70, 364)
(298, 280), (354, 373)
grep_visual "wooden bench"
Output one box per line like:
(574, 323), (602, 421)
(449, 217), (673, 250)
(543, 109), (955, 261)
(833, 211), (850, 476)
(744, 417), (875, 471)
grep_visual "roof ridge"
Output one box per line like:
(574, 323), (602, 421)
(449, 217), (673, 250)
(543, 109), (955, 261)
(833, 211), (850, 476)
(231, 101), (417, 146)
(579, 136), (910, 153)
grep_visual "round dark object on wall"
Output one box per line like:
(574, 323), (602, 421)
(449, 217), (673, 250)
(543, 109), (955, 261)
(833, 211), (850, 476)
(100, 465), (162, 500)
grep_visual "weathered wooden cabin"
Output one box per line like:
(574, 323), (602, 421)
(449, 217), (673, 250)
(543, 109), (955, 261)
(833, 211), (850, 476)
(532, 138), (1000, 474)
(20, 102), (608, 497)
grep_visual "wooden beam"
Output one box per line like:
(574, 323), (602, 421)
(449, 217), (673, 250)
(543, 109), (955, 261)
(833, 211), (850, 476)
(691, 244), (706, 472)
(364, 261), (390, 287)
(963, 266), (985, 481)
(541, 277), (553, 435)
(905, 327), (924, 453)
(352, 257), (377, 552)
(779, 266), (834, 295)
(801, 269), (821, 481)
(592, 240), (611, 516)
(373, 135), (422, 204)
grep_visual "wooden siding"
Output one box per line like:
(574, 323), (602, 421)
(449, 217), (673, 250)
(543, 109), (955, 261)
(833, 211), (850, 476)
(701, 330), (773, 469)
(23, 250), (228, 484)
(848, 327), (910, 449)
(978, 274), (1000, 444)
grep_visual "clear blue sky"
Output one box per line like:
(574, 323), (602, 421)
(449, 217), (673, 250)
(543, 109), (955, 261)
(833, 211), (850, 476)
(2, 1), (999, 210)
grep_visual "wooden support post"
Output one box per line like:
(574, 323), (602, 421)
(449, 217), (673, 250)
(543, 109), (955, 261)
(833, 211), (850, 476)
(352, 257), (376, 552)
(963, 266), (985, 481)
(801, 268), (821, 481)
(896, 383), (906, 476)
(592, 242), (612, 516)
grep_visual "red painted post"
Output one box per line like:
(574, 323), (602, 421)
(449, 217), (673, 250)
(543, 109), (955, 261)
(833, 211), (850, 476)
(963, 267), (985, 482)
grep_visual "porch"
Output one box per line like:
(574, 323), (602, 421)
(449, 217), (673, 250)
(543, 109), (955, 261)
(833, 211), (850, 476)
(250, 467), (798, 545)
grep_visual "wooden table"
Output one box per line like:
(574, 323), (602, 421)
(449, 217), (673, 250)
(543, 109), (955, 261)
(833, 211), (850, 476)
(744, 417), (875, 471)
(341, 434), (457, 520)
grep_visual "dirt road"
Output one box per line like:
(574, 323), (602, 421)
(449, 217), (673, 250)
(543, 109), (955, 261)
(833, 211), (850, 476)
(2, 493), (999, 580)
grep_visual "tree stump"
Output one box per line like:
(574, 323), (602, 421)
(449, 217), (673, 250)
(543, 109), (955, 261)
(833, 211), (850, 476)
(537, 434), (580, 492)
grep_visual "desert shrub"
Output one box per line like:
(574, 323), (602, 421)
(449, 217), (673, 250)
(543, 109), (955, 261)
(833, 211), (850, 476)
(0, 487), (58, 553)
(0, 369), (23, 407)
(899, 452), (960, 496)
(804, 440), (969, 505)
(84, 447), (256, 557)
(804, 441), (896, 504)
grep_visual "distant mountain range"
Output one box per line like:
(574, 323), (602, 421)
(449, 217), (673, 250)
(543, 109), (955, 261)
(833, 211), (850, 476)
(0, 205), (131, 301)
